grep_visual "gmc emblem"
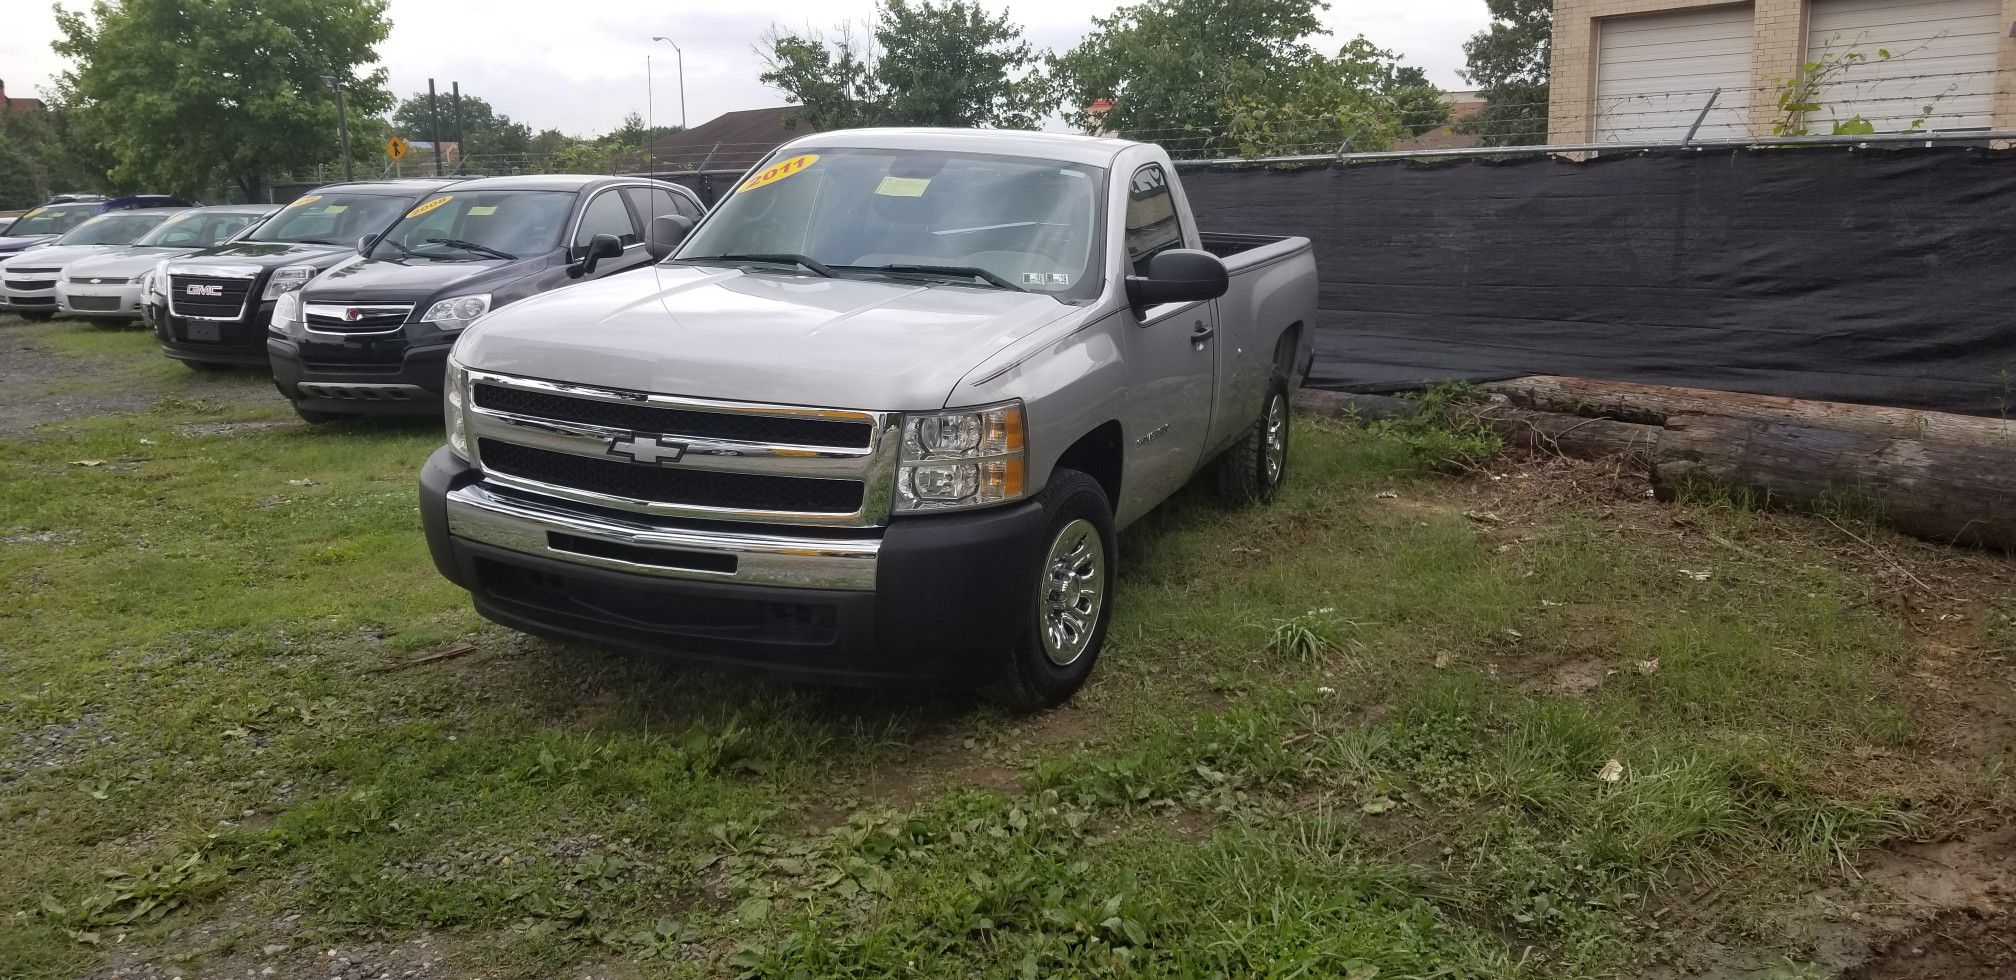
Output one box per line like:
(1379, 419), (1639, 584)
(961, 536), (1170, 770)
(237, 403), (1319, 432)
(185, 283), (224, 297)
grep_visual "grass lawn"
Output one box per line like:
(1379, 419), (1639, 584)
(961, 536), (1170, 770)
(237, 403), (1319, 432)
(2, 317), (2013, 979)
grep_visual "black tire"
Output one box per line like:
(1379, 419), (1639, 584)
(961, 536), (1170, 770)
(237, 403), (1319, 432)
(181, 360), (235, 373)
(982, 468), (1118, 710)
(292, 404), (346, 424)
(1216, 378), (1292, 504)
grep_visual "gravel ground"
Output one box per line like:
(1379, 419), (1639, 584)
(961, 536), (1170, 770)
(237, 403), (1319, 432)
(0, 313), (276, 437)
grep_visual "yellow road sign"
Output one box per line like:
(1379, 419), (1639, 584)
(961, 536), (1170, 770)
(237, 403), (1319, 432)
(385, 135), (410, 161)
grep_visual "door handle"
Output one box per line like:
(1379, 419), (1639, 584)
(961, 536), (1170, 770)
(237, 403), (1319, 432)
(1190, 322), (1215, 346)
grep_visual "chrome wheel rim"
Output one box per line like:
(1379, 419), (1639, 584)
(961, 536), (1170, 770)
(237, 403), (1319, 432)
(1263, 394), (1287, 485)
(1040, 518), (1106, 666)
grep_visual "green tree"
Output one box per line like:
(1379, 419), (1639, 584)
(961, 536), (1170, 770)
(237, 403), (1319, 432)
(1053, 0), (1442, 156)
(392, 89), (534, 161)
(52, 0), (394, 201)
(1456, 0), (1551, 146)
(758, 0), (1049, 130)
(0, 133), (42, 209)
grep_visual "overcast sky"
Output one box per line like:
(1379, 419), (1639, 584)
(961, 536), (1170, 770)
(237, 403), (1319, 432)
(1, 0), (1490, 137)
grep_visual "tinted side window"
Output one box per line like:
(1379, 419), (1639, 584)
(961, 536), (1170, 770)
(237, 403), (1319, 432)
(1123, 164), (1184, 277)
(575, 190), (640, 248)
(623, 186), (702, 224)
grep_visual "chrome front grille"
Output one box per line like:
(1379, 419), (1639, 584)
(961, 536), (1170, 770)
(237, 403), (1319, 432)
(465, 370), (900, 527)
(304, 303), (413, 335)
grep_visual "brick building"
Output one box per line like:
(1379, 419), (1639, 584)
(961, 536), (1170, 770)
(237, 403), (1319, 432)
(1547, 0), (2016, 143)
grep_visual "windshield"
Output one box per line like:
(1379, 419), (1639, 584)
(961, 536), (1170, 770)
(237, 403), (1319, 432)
(368, 189), (572, 262)
(7, 204), (99, 238)
(56, 211), (173, 246)
(676, 148), (1104, 300)
(135, 209), (264, 248)
(247, 192), (412, 246)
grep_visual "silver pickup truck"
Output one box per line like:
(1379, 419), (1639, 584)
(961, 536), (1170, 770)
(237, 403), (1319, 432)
(419, 129), (1318, 707)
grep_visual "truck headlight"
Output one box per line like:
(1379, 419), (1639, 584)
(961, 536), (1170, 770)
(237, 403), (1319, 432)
(421, 293), (491, 330)
(261, 264), (317, 300)
(895, 401), (1026, 513)
(146, 260), (171, 301)
(268, 290), (304, 337)
(444, 355), (475, 461)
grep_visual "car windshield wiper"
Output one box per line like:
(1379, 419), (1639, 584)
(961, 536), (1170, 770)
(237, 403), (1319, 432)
(835, 264), (1026, 292)
(424, 237), (516, 260)
(679, 253), (835, 278)
(375, 237), (418, 261)
(295, 238), (349, 246)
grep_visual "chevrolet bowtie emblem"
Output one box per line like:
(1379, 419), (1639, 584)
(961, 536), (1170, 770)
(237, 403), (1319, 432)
(605, 433), (686, 465)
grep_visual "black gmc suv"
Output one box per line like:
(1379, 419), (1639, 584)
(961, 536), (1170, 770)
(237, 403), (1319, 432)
(155, 179), (457, 371)
(267, 174), (705, 421)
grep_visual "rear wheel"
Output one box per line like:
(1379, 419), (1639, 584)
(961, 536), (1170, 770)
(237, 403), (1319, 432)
(1215, 379), (1291, 503)
(983, 468), (1117, 710)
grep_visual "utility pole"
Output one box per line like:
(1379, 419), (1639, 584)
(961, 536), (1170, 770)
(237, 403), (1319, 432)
(651, 37), (686, 130)
(451, 81), (467, 174)
(323, 75), (353, 182)
(427, 78), (443, 177)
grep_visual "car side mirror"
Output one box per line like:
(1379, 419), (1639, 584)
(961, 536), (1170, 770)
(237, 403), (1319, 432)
(1126, 249), (1229, 317)
(574, 233), (625, 277)
(356, 234), (377, 256)
(646, 214), (695, 261)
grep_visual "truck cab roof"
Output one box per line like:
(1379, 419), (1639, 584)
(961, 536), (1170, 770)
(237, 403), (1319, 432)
(776, 128), (1143, 167)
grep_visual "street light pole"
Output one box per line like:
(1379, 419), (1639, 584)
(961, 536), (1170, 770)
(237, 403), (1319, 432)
(322, 75), (353, 182)
(651, 36), (686, 130)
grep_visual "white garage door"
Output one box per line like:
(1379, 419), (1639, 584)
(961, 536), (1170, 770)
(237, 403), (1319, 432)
(1806, 0), (2001, 133)
(1595, 6), (1756, 143)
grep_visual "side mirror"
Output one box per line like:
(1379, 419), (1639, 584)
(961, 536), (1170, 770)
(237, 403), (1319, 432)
(646, 214), (695, 261)
(356, 234), (377, 256)
(574, 233), (624, 277)
(1125, 249), (1229, 317)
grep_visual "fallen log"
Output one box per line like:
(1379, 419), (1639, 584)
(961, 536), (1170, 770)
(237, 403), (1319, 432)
(1652, 413), (2016, 550)
(1487, 376), (2016, 447)
(1296, 389), (1659, 461)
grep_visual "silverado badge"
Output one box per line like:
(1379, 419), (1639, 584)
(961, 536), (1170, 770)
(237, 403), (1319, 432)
(606, 433), (686, 465)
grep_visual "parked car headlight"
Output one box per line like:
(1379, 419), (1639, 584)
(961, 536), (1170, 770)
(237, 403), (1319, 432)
(444, 354), (475, 461)
(268, 290), (304, 337)
(147, 260), (170, 302)
(421, 294), (492, 330)
(261, 264), (317, 299)
(894, 401), (1026, 513)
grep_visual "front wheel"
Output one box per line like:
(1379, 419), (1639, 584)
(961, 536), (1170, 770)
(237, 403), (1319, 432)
(1215, 380), (1291, 503)
(983, 468), (1117, 710)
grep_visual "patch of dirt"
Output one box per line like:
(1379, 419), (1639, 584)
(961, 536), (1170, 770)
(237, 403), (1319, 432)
(1845, 908), (2016, 979)
(0, 315), (274, 438)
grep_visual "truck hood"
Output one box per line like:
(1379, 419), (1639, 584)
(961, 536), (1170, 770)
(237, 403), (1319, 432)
(0, 243), (121, 272)
(308, 254), (532, 304)
(456, 264), (1078, 411)
(177, 239), (353, 272)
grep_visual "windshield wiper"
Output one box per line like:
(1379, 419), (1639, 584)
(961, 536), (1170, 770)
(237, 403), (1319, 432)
(835, 264), (1026, 292)
(680, 253), (835, 278)
(424, 237), (516, 260)
(296, 238), (349, 246)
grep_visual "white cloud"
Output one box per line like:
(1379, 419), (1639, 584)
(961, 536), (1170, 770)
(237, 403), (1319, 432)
(3, 0), (1489, 136)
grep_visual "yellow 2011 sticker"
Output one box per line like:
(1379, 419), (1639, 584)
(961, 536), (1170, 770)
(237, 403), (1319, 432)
(407, 195), (453, 219)
(21, 207), (46, 219)
(738, 154), (818, 194)
(286, 194), (323, 210)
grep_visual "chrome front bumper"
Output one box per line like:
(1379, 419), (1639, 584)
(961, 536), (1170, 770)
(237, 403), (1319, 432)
(444, 481), (881, 591)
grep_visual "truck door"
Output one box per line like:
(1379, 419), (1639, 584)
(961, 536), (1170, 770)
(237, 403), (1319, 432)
(1119, 163), (1218, 510)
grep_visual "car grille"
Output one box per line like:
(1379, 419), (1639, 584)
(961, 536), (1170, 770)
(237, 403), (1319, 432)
(477, 439), (866, 514)
(472, 383), (874, 449)
(9, 295), (56, 307)
(169, 275), (253, 319)
(69, 275), (131, 284)
(305, 304), (412, 334)
(5, 278), (57, 292)
(68, 295), (122, 311)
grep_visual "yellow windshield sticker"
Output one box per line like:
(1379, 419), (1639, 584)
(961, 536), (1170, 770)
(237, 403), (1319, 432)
(22, 207), (46, 219)
(322, 205), (347, 214)
(287, 194), (323, 210)
(407, 195), (453, 219)
(738, 154), (818, 194)
(467, 205), (498, 216)
(875, 176), (930, 198)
